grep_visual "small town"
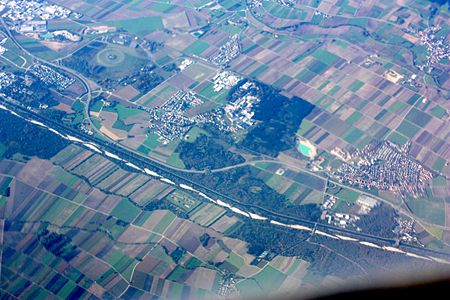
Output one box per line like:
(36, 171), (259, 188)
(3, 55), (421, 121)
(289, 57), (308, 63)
(148, 90), (199, 143)
(333, 141), (433, 197)
(163, 73), (263, 137)
(217, 274), (238, 298)
(147, 90), (229, 142)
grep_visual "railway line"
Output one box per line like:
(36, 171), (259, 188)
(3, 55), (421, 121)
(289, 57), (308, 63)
(1, 98), (449, 261)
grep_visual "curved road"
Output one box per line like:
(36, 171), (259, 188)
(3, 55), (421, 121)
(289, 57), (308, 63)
(2, 17), (450, 254)
(1, 19), (207, 175)
(3, 99), (450, 259)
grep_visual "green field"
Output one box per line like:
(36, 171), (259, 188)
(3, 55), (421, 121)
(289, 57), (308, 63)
(153, 211), (176, 234)
(396, 120), (420, 138)
(111, 199), (141, 223)
(104, 102), (143, 121)
(0, 177), (12, 196)
(183, 40), (210, 56)
(106, 16), (164, 36)
(407, 197), (445, 226)
(253, 266), (287, 292)
(311, 49), (340, 65)
(348, 80), (365, 92)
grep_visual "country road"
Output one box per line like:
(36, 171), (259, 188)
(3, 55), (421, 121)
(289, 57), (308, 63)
(2, 99), (450, 261)
(2, 17), (450, 258)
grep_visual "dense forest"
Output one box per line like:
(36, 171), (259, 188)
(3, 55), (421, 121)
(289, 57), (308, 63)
(176, 134), (245, 170)
(145, 198), (190, 220)
(37, 228), (79, 261)
(62, 42), (106, 79)
(132, 67), (165, 94)
(0, 110), (69, 159)
(230, 220), (365, 277)
(3, 77), (58, 108)
(192, 166), (321, 221)
(355, 204), (398, 238)
(237, 81), (315, 157)
(231, 218), (437, 278)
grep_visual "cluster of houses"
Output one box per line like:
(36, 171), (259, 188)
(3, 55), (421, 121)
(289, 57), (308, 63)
(209, 34), (241, 67)
(416, 25), (450, 73)
(29, 64), (74, 91)
(0, 72), (17, 91)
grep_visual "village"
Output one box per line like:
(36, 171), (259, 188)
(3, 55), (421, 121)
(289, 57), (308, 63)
(209, 34), (241, 68)
(0, 71), (17, 90)
(415, 25), (450, 73)
(29, 64), (75, 91)
(333, 141), (433, 198)
(146, 89), (230, 143)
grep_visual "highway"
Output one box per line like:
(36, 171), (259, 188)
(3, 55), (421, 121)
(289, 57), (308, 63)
(1, 18), (450, 259)
(1, 99), (450, 260)
(1, 18), (212, 176)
